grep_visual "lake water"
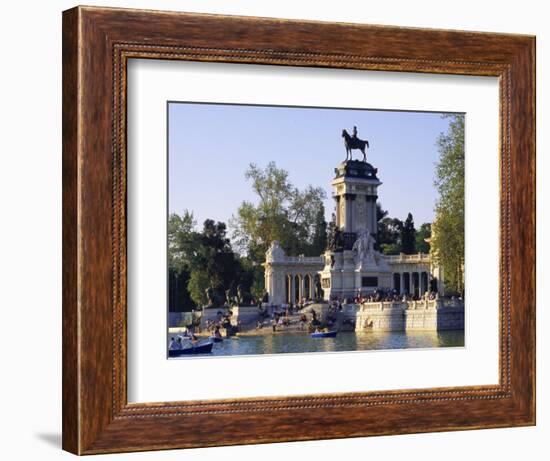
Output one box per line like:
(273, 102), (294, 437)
(168, 330), (464, 358)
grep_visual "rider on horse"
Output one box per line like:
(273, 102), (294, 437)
(342, 125), (369, 162)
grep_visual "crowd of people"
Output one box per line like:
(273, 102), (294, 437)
(255, 298), (322, 331)
(329, 288), (441, 305)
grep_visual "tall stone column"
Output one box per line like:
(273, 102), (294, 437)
(372, 199), (377, 234)
(335, 196), (340, 229)
(345, 194), (352, 231)
(272, 269), (284, 305)
(349, 194), (358, 232)
(290, 275), (296, 305)
(265, 270), (271, 299)
(400, 272), (405, 295)
(285, 274), (292, 304)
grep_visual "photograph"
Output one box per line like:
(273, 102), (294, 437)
(166, 102), (466, 358)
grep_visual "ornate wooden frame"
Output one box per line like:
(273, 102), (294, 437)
(62, 6), (536, 455)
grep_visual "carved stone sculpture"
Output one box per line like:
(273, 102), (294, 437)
(236, 284), (254, 306)
(205, 287), (223, 308)
(353, 229), (376, 270)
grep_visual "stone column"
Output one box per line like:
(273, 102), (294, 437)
(300, 275), (306, 302)
(345, 195), (352, 231)
(342, 194), (356, 232)
(335, 196), (340, 229)
(290, 275), (296, 304)
(264, 268), (270, 300)
(369, 197), (377, 235)
(273, 269), (283, 305)
(287, 275), (291, 304)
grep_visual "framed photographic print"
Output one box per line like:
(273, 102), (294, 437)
(62, 6), (535, 455)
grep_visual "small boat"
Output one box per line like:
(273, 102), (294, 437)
(209, 335), (223, 343)
(168, 340), (214, 357)
(310, 330), (338, 338)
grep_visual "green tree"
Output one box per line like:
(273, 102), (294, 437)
(168, 211), (199, 311)
(187, 270), (210, 307)
(377, 217), (403, 254)
(415, 223), (431, 254)
(193, 219), (244, 291)
(310, 203), (328, 255)
(231, 162), (327, 262)
(168, 213), (251, 310)
(431, 114), (465, 294)
(401, 212), (416, 254)
(168, 210), (197, 272)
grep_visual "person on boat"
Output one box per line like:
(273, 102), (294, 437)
(169, 337), (183, 350)
(176, 333), (190, 343)
(191, 333), (198, 345)
(213, 326), (222, 339)
(168, 337), (179, 350)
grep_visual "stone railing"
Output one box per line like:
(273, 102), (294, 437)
(282, 255), (324, 264)
(384, 252), (431, 263)
(359, 297), (464, 311)
(359, 301), (408, 311)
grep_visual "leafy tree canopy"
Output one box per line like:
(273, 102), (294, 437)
(401, 212), (417, 254)
(230, 162), (327, 262)
(376, 207), (431, 256)
(168, 212), (255, 310)
(168, 210), (197, 272)
(431, 114), (465, 294)
(416, 222), (431, 254)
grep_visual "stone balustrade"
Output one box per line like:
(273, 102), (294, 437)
(282, 256), (324, 264)
(355, 299), (464, 331)
(385, 252), (431, 263)
(359, 298), (440, 311)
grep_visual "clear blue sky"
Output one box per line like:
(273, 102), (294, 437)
(168, 102), (455, 234)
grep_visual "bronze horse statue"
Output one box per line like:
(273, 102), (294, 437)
(342, 129), (369, 162)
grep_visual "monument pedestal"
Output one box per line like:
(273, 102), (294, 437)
(319, 159), (392, 300)
(320, 248), (392, 300)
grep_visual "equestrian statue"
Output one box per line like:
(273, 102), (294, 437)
(342, 125), (369, 162)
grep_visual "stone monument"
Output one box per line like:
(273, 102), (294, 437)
(319, 129), (391, 299)
(263, 126), (443, 306)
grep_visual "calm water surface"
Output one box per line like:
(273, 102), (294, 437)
(168, 330), (464, 358)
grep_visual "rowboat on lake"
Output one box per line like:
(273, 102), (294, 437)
(168, 340), (214, 357)
(310, 330), (337, 338)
